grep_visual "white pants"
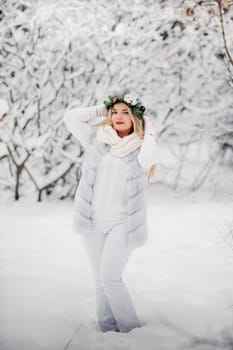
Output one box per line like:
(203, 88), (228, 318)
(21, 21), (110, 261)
(81, 217), (140, 333)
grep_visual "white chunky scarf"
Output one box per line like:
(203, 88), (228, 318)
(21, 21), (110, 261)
(96, 124), (143, 158)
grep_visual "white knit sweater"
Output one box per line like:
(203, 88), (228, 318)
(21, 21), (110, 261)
(92, 151), (128, 221)
(63, 102), (160, 178)
(64, 103), (161, 248)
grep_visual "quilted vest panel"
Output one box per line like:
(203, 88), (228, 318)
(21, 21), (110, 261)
(73, 139), (148, 249)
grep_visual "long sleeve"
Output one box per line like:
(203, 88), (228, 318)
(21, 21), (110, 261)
(137, 115), (161, 179)
(138, 136), (160, 171)
(63, 103), (108, 148)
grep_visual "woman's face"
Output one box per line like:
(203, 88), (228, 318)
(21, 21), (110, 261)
(111, 102), (133, 137)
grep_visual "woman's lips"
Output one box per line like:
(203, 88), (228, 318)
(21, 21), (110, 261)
(116, 121), (124, 124)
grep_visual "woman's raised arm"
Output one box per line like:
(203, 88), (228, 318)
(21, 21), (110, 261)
(63, 103), (108, 148)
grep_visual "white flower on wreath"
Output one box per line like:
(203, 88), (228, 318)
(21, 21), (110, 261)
(124, 94), (139, 106)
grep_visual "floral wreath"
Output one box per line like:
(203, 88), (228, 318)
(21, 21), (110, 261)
(103, 90), (146, 120)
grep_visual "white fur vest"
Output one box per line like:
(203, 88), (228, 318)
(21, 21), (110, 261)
(73, 138), (148, 250)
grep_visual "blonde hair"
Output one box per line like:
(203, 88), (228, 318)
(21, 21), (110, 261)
(90, 104), (157, 183)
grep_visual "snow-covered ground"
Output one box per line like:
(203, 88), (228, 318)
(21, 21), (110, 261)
(0, 188), (233, 350)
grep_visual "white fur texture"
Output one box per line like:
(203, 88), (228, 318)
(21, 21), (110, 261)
(73, 140), (148, 250)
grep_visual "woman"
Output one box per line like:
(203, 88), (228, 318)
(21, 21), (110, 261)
(63, 90), (158, 333)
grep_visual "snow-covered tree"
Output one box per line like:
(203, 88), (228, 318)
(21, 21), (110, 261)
(0, 0), (232, 200)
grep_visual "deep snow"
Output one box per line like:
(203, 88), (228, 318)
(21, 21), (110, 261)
(0, 189), (233, 350)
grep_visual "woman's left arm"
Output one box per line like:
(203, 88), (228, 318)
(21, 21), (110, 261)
(137, 116), (161, 175)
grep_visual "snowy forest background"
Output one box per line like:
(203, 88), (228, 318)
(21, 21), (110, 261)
(1, 0), (233, 202)
(1, 2), (233, 350)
